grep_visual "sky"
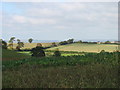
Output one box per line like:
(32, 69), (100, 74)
(2, 2), (118, 41)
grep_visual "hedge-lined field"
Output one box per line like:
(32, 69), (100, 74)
(47, 43), (118, 52)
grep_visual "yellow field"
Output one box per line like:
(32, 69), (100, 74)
(47, 43), (119, 53)
(8, 43), (119, 53)
(11, 43), (53, 49)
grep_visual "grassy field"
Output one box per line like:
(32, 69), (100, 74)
(2, 43), (119, 88)
(11, 42), (54, 49)
(2, 49), (30, 61)
(8, 43), (119, 53)
(18, 51), (85, 57)
(2, 48), (119, 88)
(47, 43), (118, 52)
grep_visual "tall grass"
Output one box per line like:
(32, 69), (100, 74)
(2, 51), (119, 88)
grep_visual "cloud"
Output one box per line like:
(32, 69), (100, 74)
(54, 25), (67, 29)
(2, 2), (118, 40)
(26, 8), (62, 17)
(12, 15), (26, 23)
(28, 18), (56, 24)
(60, 3), (86, 11)
(11, 15), (57, 25)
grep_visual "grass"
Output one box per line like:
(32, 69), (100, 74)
(2, 46), (119, 88)
(47, 43), (118, 52)
(2, 51), (119, 88)
(2, 63), (118, 88)
(17, 50), (85, 57)
(2, 49), (30, 61)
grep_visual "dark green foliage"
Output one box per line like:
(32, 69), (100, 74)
(59, 39), (74, 45)
(67, 38), (74, 44)
(105, 40), (111, 44)
(2, 40), (7, 49)
(28, 38), (33, 43)
(75, 40), (82, 43)
(31, 46), (45, 57)
(54, 51), (61, 57)
(8, 37), (15, 49)
(17, 39), (20, 42)
(8, 37), (15, 43)
(16, 42), (24, 51)
(59, 41), (68, 45)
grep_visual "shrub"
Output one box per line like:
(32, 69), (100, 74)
(53, 49), (61, 57)
(2, 40), (7, 49)
(31, 46), (45, 57)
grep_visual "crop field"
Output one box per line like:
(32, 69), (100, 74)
(11, 42), (55, 49)
(47, 43), (118, 52)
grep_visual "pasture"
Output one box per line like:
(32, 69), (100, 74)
(2, 49), (30, 61)
(11, 42), (54, 49)
(2, 43), (119, 88)
(47, 43), (118, 52)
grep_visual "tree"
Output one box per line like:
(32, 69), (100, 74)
(16, 42), (24, 51)
(17, 39), (20, 42)
(59, 41), (68, 45)
(28, 38), (33, 43)
(53, 48), (61, 57)
(75, 40), (82, 43)
(31, 44), (45, 57)
(105, 41), (111, 44)
(67, 39), (74, 44)
(51, 42), (57, 47)
(8, 37), (15, 49)
(2, 40), (7, 49)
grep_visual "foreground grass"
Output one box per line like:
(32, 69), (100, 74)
(3, 63), (118, 88)
(2, 51), (119, 88)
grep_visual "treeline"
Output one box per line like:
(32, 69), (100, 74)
(58, 39), (120, 45)
(75, 40), (120, 44)
(1, 37), (33, 50)
(59, 39), (74, 45)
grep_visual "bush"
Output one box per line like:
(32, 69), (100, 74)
(31, 46), (45, 57)
(2, 40), (7, 49)
(59, 41), (68, 45)
(53, 49), (61, 57)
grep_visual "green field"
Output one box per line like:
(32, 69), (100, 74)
(2, 43), (119, 88)
(47, 43), (118, 52)
(2, 49), (30, 61)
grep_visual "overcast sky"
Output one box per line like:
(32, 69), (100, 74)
(2, 2), (118, 41)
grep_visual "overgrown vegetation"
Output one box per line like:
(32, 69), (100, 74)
(2, 37), (119, 88)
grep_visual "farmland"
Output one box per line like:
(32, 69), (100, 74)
(47, 43), (118, 52)
(2, 45), (119, 88)
(9, 43), (119, 52)
(11, 43), (56, 49)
